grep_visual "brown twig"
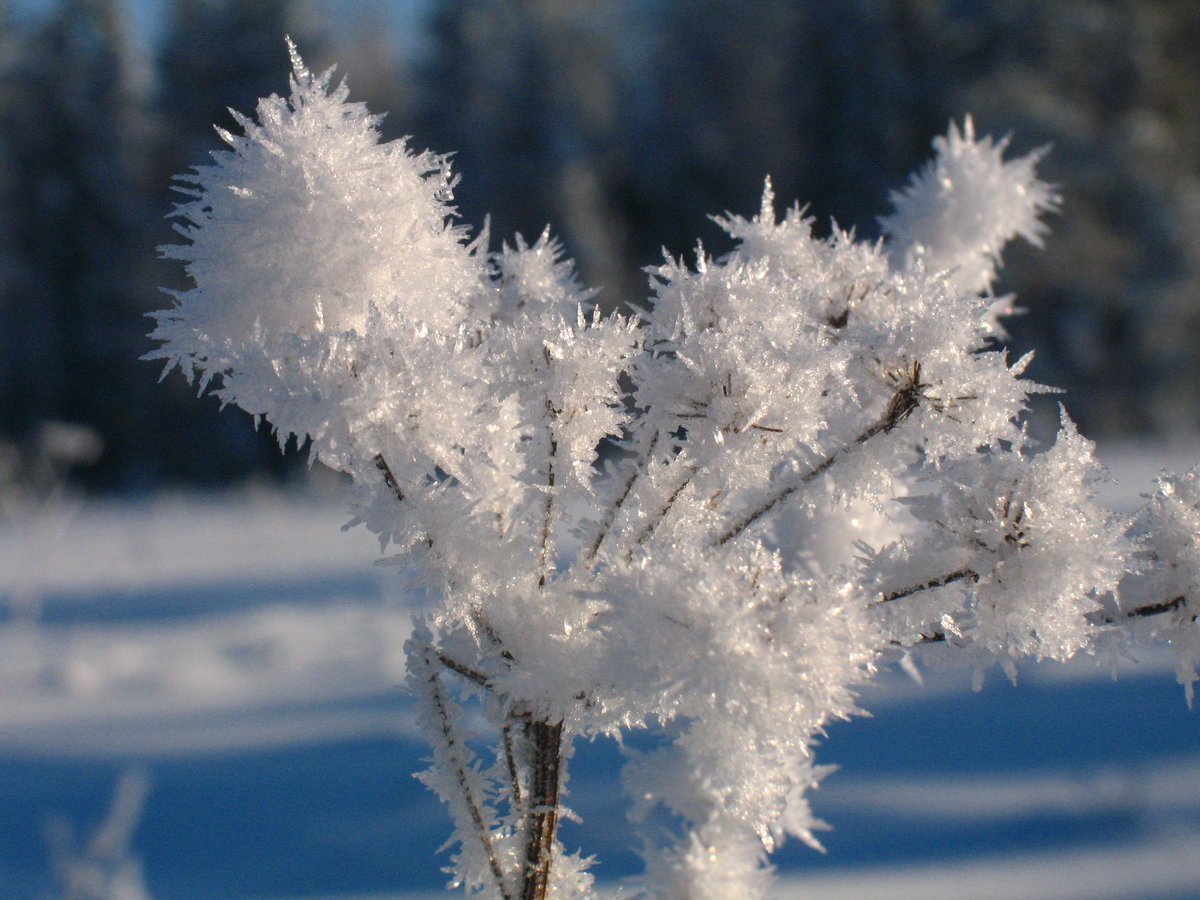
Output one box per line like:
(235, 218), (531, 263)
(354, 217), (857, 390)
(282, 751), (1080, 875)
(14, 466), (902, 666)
(375, 453), (435, 548)
(878, 567), (979, 604)
(436, 652), (492, 688)
(521, 719), (564, 900)
(1097, 595), (1194, 625)
(539, 348), (560, 589)
(626, 465), (696, 553)
(424, 652), (512, 899)
(503, 723), (524, 816)
(582, 430), (659, 566)
(538, 431), (556, 590)
(374, 453), (404, 502)
(1126, 596), (1188, 619)
(890, 631), (946, 647)
(715, 370), (925, 547)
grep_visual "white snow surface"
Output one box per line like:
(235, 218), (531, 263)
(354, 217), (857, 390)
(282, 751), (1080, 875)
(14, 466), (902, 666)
(2, 488), (381, 597)
(771, 831), (1200, 900)
(0, 487), (414, 755)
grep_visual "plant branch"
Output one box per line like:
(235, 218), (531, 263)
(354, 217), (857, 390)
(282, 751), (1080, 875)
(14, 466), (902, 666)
(877, 567), (979, 604)
(521, 719), (564, 900)
(626, 464), (696, 554)
(373, 453), (404, 502)
(1126, 595), (1189, 619)
(539, 354), (559, 588)
(375, 452), (434, 549)
(890, 631), (946, 647)
(714, 377), (922, 547)
(423, 650), (512, 899)
(539, 435), (557, 589)
(436, 652), (492, 688)
(582, 430), (659, 566)
(503, 722), (524, 816)
(1096, 595), (1195, 625)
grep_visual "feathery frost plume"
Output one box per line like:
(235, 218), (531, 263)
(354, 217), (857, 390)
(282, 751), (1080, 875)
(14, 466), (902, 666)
(880, 116), (1059, 295)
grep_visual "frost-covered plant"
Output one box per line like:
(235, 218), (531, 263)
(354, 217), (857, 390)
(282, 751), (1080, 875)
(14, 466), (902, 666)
(148, 43), (1200, 898)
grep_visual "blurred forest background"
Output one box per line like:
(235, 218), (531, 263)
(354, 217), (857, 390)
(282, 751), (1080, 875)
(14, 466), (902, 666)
(3, 0), (1199, 491)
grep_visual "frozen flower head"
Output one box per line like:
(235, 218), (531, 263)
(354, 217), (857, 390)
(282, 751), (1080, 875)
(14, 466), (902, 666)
(148, 40), (485, 401)
(881, 117), (1058, 295)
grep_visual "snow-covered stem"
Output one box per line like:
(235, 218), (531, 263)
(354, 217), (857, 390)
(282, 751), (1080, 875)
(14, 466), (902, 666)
(149, 44), (1200, 897)
(715, 364), (926, 547)
(581, 429), (658, 566)
(418, 646), (512, 898)
(879, 567), (979, 604)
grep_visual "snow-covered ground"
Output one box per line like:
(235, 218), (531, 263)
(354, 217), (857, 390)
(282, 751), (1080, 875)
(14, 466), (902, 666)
(1, 445), (1198, 897)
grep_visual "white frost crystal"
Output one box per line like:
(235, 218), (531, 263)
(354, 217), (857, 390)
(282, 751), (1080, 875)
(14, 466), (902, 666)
(1135, 468), (1200, 705)
(151, 46), (1199, 899)
(881, 116), (1058, 295)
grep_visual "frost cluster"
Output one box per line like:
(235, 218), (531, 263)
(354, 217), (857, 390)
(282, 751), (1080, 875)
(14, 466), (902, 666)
(148, 44), (1200, 898)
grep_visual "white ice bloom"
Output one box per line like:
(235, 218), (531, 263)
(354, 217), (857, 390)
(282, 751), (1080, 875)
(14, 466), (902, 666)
(494, 228), (596, 321)
(150, 47), (1200, 899)
(498, 306), (639, 496)
(635, 822), (777, 900)
(771, 761), (836, 853)
(887, 413), (1130, 664)
(1133, 468), (1200, 705)
(881, 117), (1058, 295)
(148, 39), (487, 457)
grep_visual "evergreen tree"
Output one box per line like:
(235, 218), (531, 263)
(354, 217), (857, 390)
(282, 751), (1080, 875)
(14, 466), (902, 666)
(0, 0), (155, 485)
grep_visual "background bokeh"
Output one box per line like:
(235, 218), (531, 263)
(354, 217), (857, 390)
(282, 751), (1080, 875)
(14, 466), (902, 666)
(2, 0), (1199, 491)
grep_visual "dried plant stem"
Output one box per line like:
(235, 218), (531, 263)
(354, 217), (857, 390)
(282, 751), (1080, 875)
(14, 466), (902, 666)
(539, 392), (559, 589)
(373, 453), (405, 501)
(423, 650), (512, 899)
(436, 652), (491, 688)
(503, 722), (524, 816)
(878, 567), (979, 604)
(716, 412), (898, 547)
(521, 719), (565, 900)
(1099, 595), (1195, 624)
(627, 465), (696, 553)
(376, 453), (435, 549)
(715, 372), (926, 546)
(539, 441), (557, 588)
(1126, 595), (1188, 619)
(582, 430), (659, 565)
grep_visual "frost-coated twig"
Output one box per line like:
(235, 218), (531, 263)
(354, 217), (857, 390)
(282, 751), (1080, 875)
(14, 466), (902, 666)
(582, 430), (658, 565)
(539, 398), (559, 589)
(375, 453), (435, 549)
(373, 453), (405, 502)
(1095, 595), (1196, 625)
(715, 377), (923, 546)
(878, 567), (979, 604)
(626, 464), (696, 554)
(891, 631), (946, 647)
(1126, 596), (1189, 619)
(421, 648), (512, 899)
(436, 652), (492, 688)
(503, 722), (524, 816)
